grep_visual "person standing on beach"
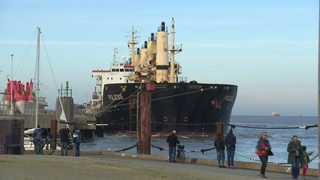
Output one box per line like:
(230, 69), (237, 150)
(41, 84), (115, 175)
(256, 132), (272, 178)
(287, 135), (302, 179)
(166, 130), (180, 162)
(225, 129), (236, 168)
(214, 134), (225, 168)
(59, 127), (70, 156)
(73, 129), (81, 157)
(33, 125), (43, 155)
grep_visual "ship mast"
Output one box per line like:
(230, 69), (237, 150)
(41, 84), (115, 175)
(128, 26), (138, 66)
(169, 18), (175, 83)
(168, 18), (182, 83)
(35, 27), (40, 128)
(113, 48), (118, 65)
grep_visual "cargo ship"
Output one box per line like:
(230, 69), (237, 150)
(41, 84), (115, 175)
(90, 19), (238, 136)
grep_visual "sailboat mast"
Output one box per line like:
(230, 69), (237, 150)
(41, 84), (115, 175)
(35, 27), (40, 128)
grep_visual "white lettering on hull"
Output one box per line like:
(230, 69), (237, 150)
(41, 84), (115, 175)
(108, 94), (124, 100)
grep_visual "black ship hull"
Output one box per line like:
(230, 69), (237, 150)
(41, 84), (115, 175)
(96, 82), (237, 136)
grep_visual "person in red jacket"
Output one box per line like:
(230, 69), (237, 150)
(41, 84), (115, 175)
(256, 132), (273, 178)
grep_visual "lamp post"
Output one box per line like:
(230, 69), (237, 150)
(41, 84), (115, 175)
(10, 54), (14, 115)
(318, 1), (320, 174)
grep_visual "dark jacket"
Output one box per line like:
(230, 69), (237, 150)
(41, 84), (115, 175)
(166, 133), (179, 147)
(225, 132), (236, 151)
(59, 128), (70, 143)
(287, 139), (303, 164)
(214, 135), (225, 151)
(33, 128), (43, 140)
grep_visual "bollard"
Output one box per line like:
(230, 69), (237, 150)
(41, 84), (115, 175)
(0, 116), (24, 155)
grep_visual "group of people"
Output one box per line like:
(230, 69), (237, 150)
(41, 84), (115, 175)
(166, 129), (313, 179)
(59, 127), (82, 157)
(33, 126), (313, 179)
(32, 125), (82, 157)
(214, 129), (237, 168)
(256, 132), (312, 179)
(166, 128), (237, 168)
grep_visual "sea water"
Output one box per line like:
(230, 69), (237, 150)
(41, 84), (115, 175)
(81, 115), (319, 169)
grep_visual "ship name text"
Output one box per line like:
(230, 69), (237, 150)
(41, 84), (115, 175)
(108, 94), (124, 100)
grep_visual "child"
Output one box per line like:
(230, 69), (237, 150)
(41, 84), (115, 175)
(301, 145), (313, 178)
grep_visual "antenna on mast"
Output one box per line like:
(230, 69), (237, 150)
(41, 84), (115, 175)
(127, 26), (139, 66)
(169, 18), (182, 83)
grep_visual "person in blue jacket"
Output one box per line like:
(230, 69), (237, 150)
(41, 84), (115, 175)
(73, 129), (81, 157)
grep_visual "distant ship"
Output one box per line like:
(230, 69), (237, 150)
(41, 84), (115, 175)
(271, 112), (280, 117)
(90, 19), (238, 136)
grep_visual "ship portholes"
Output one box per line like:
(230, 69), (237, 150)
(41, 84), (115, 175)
(163, 116), (168, 122)
(211, 99), (221, 109)
(184, 116), (188, 122)
(210, 86), (218, 90)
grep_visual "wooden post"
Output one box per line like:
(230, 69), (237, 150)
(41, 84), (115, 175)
(139, 91), (151, 154)
(51, 119), (57, 150)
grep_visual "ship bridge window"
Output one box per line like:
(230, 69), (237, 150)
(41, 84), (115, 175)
(125, 69), (130, 72)
(120, 69), (124, 72)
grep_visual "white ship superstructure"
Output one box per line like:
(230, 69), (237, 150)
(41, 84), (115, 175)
(91, 49), (135, 109)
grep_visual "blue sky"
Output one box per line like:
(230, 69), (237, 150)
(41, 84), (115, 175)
(0, 0), (318, 116)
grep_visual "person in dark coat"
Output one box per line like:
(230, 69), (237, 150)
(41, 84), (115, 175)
(59, 127), (70, 156)
(287, 135), (303, 179)
(166, 130), (180, 162)
(33, 125), (43, 155)
(225, 129), (236, 168)
(256, 132), (272, 178)
(214, 134), (225, 167)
